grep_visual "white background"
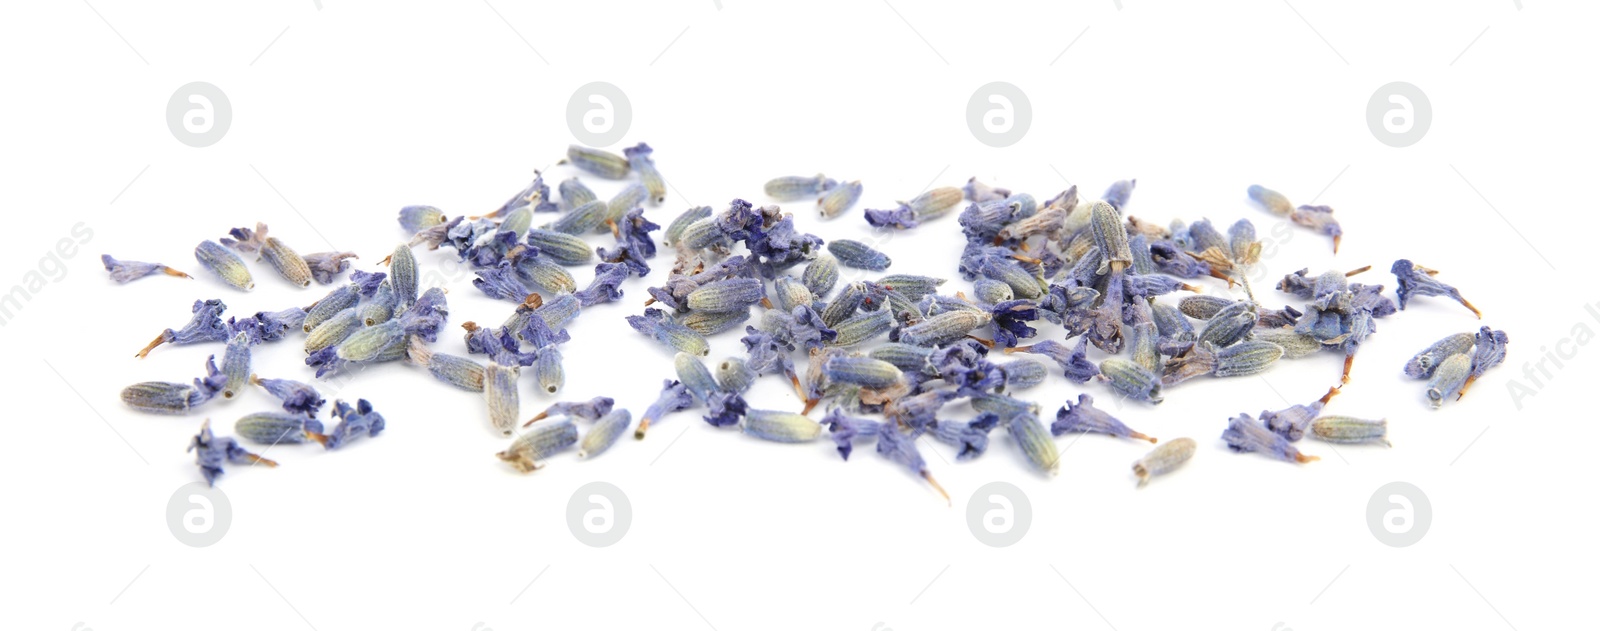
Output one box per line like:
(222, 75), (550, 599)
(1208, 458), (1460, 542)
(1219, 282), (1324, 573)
(3, 1), (1596, 629)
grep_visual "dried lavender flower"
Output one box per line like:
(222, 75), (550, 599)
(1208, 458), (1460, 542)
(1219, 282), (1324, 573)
(1460, 326), (1509, 398)
(764, 174), (836, 200)
(1178, 294), (1232, 320)
(578, 409), (632, 459)
(234, 412), (326, 446)
(715, 357), (757, 394)
(219, 331), (251, 399)
(259, 236), (313, 288)
(741, 409), (822, 443)
(875, 422), (950, 503)
(101, 254), (191, 283)
(358, 282), (397, 326)
(195, 240), (254, 291)
(497, 418), (578, 472)
(929, 413), (1001, 460)
(997, 358), (1047, 390)
(136, 299), (230, 358)
(1098, 358), (1163, 403)
(1004, 337), (1098, 383)
(1261, 386), (1340, 441)
(525, 396), (615, 425)
(1309, 416), (1389, 446)
(663, 205), (712, 246)
(1391, 259), (1481, 318)
(1222, 413), (1318, 463)
(485, 363), (520, 436)
(817, 180), (863, 218)
(525, 229), (594, 266)
(533, 346), (564, 395)
(802, 255), (840, 298)
(558, 178), (597, 210)
(1212, 340), (1285, 377)
(674, 352), (719, 403)
(1426, 353), (1471, 408)
(624, 142), (665, 204)
(122, 379), (219, 415)
(1007, 411), (1060, 477)
(250, 374), (325, 417)
(304, 308), (362, 354)
(1132, 438), (1195, 488)
(635, 379), (694, 439)
(627, 308), (710, 356)
(566, 145), (630, 179)
(549, 200), (609, 235)
(1102, 179), (1136, 210)
(1246, 185), (1293, 216)
(389, 244), (418, 310)
(399, 205), (447, 233)
(827, 239), (891, 271)
(822, 409), (880, 460)
(472, 260), (534, 302)
(896, 309), (991, 347)
(681, 307), (754, 337)
(828, 308), (894, 348)
(1053, 393), (1155, 442)
(1404, 332), (1476, 379)
(189, 420), (276, 485)
(687, 277), (765, 313)
(822, 356), (904, 390)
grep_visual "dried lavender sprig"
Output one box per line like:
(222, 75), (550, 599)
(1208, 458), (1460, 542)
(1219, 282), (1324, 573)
(101, 254), (191, 283)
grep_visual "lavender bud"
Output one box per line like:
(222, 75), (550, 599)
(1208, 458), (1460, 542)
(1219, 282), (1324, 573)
(817, 180), (863, 218)
(663, 205), (712, 246)
(220, 331), (251, 399)
(869, 343), (936, 375)
(1007, 411), (1060, 477)
(525, 397), (615, 425)
(194, 240), (254, 291)
(548, 200), (608, 235)
(399, 205), (447, 233)
(997, 358), (1047, 390)
(1310, 416), (1389, 446)
(496, 418), (578, 472)
(822, 356), (904, 389)
(1261, 386), (1340, 441)
(674, 352), (719, 403)
(485, 362), (521, 436)
(1133, 438), (1196, 488)
(234, 412), (326, 446)
(771, 276), (815, 313)
(897, 310), (991, 347)
(534, 346), (564, 395)
(741, 409), (822, 443)
(389, 244), (418, 310)
(1178, 294), (1231, 320)
(260, 236), (313, 287)
(578, 409), (633, 459)
(1054, 393), (1156, 442)
(686, 278), (765, 313)
(1392, 259), (1481, 318)
(304, 308), (362, 354)
(1247, 185), (1293, 216)
(189, 421), (276, 485)
(714, 357), (757, 394)
(558, 178), (598, 210)
(1212, 340), (1284, 377)
(359, 282), (397, 326)
(566, 145), (630, 179)
(1098, 358), (1163, 403)
(1250, 327), (1322, 359)
(624, 142), (665, 204)
(525, 229), (594, 266)
(802, 255), (840, 298)
(601, 182), (649, 231)
(764, 174), (836, 200)
(1426, 353), (1471, 408)
(826, 239), (892, 271)
(680, 308), (753, 337)
(828, 308), (894, 348)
